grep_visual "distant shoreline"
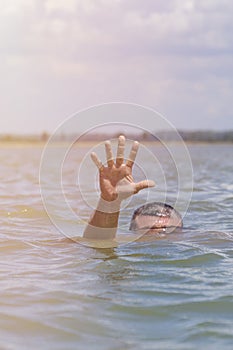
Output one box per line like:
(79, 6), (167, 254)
(1, 141), (233, 148)
(0, 130), (233, 145)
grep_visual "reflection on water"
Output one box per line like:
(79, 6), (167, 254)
(0, 143), (233, 350)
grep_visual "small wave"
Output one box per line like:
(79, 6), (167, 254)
(0, 239), (32, 252)
(2, 206), (48, 219)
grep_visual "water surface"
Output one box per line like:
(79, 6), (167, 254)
(0, 143), (233, 350)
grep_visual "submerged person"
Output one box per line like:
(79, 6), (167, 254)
(129, 202), (182, 233)
(83, 135), (182, 240)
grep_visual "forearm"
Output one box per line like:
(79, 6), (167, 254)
(83, 198), (121, 240)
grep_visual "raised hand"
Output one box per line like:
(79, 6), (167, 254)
(91, 135), (155, 202)
(83, 135), (155, 239)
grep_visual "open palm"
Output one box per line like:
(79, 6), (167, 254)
(91, 135), (155, 202)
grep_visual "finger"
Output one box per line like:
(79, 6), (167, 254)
(91, 152), (104, 171)
(126, 141), (139, 168)
(105, 141), (114, 167)
(125, 174), (134, 183)
(134, 180), (155, 193)
(116, 135), (125, 167)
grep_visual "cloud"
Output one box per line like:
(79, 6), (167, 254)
(0, 0), (233, 133)
(45, 0), (77, 13)
(2, 0), (232, 60)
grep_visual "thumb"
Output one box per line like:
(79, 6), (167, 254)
(135, 180), (155, 193)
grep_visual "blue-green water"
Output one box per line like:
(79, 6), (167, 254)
(0, 143), (233, 349)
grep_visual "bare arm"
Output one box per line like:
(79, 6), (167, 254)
(83, 135), (155, 240)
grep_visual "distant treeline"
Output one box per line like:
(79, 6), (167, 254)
(76, 130), (233, 143)
(179, 130), (233, 143)
(1, 130), (233, 143)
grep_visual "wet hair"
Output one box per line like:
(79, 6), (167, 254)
(129, 202), (183, 230)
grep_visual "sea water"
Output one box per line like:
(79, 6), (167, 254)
(0, 142), (232, 350)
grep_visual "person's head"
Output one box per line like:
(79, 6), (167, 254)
(129, 202), (183, 232)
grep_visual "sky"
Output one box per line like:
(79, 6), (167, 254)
(0, 0), (233, 134)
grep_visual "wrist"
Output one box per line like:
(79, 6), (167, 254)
(97, 197), (122, 213)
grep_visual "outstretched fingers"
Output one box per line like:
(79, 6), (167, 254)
(126, 141), (139, 168)
(91, 136), (143, 173)
(105, 141), (114, 167)
(134, 180), (155, 194)
(116, 135), (125, 167)
(91, 152), (104, 171)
